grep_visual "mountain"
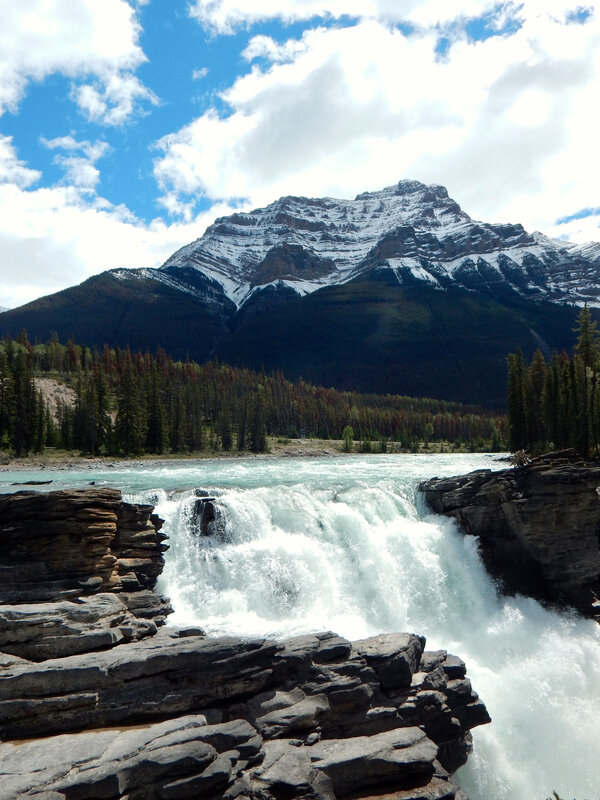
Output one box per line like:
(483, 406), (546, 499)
(1, 179), (599, 407)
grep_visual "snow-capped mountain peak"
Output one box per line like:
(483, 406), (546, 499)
(142, 179), (600, 308)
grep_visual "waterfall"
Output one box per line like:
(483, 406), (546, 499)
(3, 453), (598, 799)
(146, 455), (600, 800)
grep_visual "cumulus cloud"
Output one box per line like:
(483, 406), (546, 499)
(73, 73), (158, 126)
(0, 177), (236, 309)
(41, 136), (109, 192)
(188, 0), (501, 33)
(156, 1), (600, 242)
(0, 0), (154, 124)
(0, 136), (41, 189)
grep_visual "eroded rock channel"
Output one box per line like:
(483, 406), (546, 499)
(0, 488), (489, 800)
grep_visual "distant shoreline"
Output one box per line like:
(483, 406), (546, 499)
(0, 439), (494, 472)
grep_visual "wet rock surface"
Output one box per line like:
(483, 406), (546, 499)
(0, 488), (489, 800)
(419, 450), (600, 617)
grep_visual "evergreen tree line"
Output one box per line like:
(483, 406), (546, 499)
(507, 306), (600, 458)
(0, 331), (507, 457)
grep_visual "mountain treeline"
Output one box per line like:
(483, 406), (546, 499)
(507, 306), (600, 458)
(0, 331), (507, 457)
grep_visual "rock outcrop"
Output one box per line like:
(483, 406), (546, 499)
(419, 450), (600, 617)
(0, 488), (490, 800)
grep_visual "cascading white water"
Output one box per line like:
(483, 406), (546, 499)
(2, 453), (599, 799)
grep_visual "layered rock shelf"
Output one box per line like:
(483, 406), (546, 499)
(420, 450), (600, 617)
(0, 488), (490, 800)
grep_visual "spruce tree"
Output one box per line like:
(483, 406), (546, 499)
(145, 365), (168, 454)
(12, 349), (36, 456)
(218, 406), (233, 451)
(507, 349), (528, 452)
(249, 391), (267, 453)
(527, 349), (546, 449)
(115, 356), (145, 455)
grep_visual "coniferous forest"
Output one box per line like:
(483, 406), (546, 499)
(507, 306), (600, 458)
(0, 331), (506, 458)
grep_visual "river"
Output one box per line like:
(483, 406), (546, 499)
(2, 452), (599, 800)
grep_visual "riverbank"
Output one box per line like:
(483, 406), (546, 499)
(0, 438), (499, 471)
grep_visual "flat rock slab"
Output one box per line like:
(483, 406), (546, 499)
(253, 730), (452, 800)
(0, 715), (262, 800)
(0, 593), (157, 660)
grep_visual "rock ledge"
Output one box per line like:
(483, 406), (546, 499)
(419, 449), (600, 616)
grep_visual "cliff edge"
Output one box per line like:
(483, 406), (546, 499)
(420, 450), (600, 618)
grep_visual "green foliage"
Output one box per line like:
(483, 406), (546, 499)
(249, 391), (268, 453)
(507, 306), (600, 458)
(0, 332), (507, 458)
(342, 425), (354, 453)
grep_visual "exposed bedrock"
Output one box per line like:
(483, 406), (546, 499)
(419, 449), (600, 617)
(0, 488), (490, 800)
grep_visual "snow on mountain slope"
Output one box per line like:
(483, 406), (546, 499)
(126, 179), (600, 308)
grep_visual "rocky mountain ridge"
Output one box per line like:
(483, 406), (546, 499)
(128, 178), (600, 309)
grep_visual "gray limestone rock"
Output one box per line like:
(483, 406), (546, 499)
(419, 449), (600, 615)
(0, 593), (156, 660)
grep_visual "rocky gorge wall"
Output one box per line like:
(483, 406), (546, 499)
(0, 487), (490, 800)
(420, 450), (600, 618)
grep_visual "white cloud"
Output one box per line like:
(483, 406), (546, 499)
(242, 34), (308, 63)
(0, 0), (154, 124)
(192, 67), (209, 80)
(41, 136), (109, 192)
(73, 73), (158, 126)
(188, 0), (501, 33)
(156, 3), (600, 242)
(0, 178), (235, 309)
(0, 135), (41, 188)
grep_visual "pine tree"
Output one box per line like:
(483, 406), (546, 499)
(237, 400), (248, 451)
(12, 349), (36, 456)
(574, 305), (599, 368)
(0, 353), (15, 447)
(115, 356), (145, 455)
(507, 349), (528, 452)
(145, 365), (168, 454)
(218, 405), (233, 451)
(527, 349), (546, 448)
(249, 391), (267, 453)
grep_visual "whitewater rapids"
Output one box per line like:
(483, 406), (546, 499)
(2, 453), (599, 799)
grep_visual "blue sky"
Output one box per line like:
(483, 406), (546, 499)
(0, 0), (598, 309)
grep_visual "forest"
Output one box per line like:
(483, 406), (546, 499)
(507, 306), (600, 458)
(0, 330), (506, 458)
